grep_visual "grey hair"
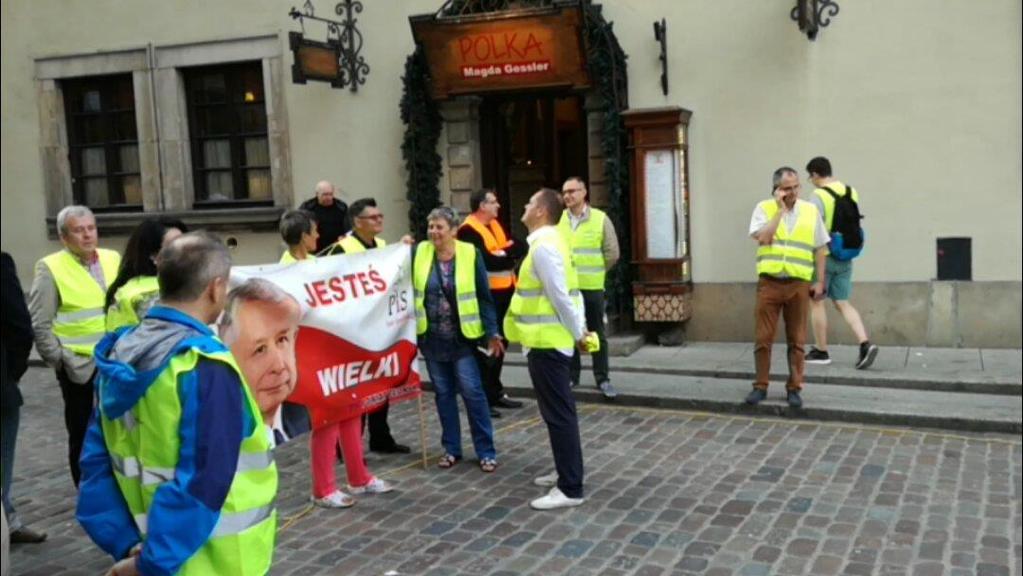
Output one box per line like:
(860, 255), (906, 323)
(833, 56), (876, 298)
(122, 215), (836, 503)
(279, 209), (315, 246)
(219, 278), (300, 344)
(56, 205), (95, 236)
(158, 231), (232, 302)
(427, 206), (460, 229)
(772, 166), (799, 188)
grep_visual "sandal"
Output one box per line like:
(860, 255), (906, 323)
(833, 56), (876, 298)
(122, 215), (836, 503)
(437, 454), (461, 469)
(479, 458), (498, 473)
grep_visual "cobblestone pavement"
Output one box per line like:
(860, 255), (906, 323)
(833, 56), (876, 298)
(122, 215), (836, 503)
(7, 366), (1022, 576)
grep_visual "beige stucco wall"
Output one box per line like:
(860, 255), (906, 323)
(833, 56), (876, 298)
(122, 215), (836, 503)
(2, 1), (1020, 336)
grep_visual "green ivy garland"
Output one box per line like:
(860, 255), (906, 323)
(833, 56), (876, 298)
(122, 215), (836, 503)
(400, 3), (632, 316)
(400, 46), (443, 240)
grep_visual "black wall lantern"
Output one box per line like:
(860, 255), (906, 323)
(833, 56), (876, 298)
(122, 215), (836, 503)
(653, 18), (668, 96)
(288, 0), (370, 91)
(791, 0), (840, 41)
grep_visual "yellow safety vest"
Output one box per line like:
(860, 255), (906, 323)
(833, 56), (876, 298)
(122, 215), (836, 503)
(99, 346), (277, 575)
(558, 207), (607, 291)
(105, 275), (159, 332)
(813, 181), (860, 231)
(336, 234), (386, 253)
(504, 231), (581, 349)
(279, 251), (316, 264)
(41, 248), (121, 356)
(756, 199), (820, 281)
(413, 241), (484, 339)
(459, 214), (516, 290)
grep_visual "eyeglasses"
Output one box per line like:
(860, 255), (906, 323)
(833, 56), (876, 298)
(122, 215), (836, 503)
(357, 214), (384, 221)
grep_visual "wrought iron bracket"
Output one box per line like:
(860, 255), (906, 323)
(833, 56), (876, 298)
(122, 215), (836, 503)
(791, 0), (840, 41)
(653, 18), (668, 96)
(288, 0), (370, 91)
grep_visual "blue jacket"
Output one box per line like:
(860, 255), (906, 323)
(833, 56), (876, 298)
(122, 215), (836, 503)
(77, 306), (252, 576)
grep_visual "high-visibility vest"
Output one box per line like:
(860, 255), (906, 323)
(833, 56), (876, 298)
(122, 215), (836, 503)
(504, 231), (581, 349)
(755, 199), (820, 281)
(279, 251), (316, 264)
(336, 234), (386, 253)
(812, 181), (860, 231)
(98, 343), (277, 575)
(413, 241), (484, 339)
(460, 214), (516, 291)
(558, 207), (607, 291)
(41, 248), (121, 356)
(105, 275), (159, 332)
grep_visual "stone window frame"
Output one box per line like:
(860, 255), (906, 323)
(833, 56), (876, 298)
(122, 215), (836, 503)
(34, 35), (292, 236)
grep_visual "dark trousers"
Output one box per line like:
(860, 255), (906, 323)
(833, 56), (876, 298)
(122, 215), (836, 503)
(476, 289), (512, 404)
(364, 403), (397, 450)
(527, 349), (583, 498)
(57, 368), (95, 487)
(570, 289), (610, 385)
(1, 401), (20, 527)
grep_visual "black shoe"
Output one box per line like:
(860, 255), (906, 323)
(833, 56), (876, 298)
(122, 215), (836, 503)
(570, 379), (579, 389)
(857, 342), (879, 370)
(10, 526), (48, 544)
(787, 390), (803, 408)
(597, 380), (618, 400)
(489, 407), (502, 419)
(745, 388), (767, 405)
(805, 347), (832, 365)
(492, 395), (523, 409)
(371, 443), (411, 454)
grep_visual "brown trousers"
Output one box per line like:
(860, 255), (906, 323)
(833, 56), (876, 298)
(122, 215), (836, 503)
(754, 276), (810, 391)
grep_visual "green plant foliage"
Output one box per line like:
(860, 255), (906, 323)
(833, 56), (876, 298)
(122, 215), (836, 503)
(583, 4), (632, 317)
(400, 47), (443, 240)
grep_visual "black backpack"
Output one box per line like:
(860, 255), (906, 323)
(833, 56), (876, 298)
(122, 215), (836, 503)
(823, 185), (863, 250)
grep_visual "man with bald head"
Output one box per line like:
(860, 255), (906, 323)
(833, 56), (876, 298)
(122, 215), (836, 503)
(300, 180), (350, 253)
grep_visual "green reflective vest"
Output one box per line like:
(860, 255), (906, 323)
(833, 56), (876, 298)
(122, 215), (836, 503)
(413, 241), (484, 339)
(99, 346), (277, 575)
(279, 251), (315, 264)
(337, 234), (386, 253)
(504, 230), (581, 349)
(41, 248), (121, 356)
(557, 207), (607, 291)
(105, 276), (160, 332)
(756, 200), (819, 281)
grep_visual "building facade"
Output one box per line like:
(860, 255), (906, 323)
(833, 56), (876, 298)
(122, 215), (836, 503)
(2, 0), (1020, 347)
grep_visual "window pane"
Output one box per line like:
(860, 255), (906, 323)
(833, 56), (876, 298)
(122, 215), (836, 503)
(246, 170), (271, 200)
(243, 138), (269, 167)
(84, 178), (109, 206)
(121, 175), (142, 205)
(75, 116), (107, 144)
(195, 74), (227, 104)
(82, 89), (102, 113)
(239, 105), (267, 132)
(204, 171), (234, 201)
(111, 77), (135, 110)
(113, 111), (137, 140)
(196, 106), (232, 136)
(81, 147), (106, 175)
(240, 66), (264, 102)
(202, 140), (232, 169)
(119, 145), (140, 173)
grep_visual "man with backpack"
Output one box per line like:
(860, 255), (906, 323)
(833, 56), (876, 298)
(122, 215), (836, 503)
(805, 156), (879, 370)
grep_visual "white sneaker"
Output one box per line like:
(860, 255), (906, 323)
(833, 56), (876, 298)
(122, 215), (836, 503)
(530, 487), (585, 510)
(533, 471), (558, 487)
(311, 490), (355, 509)
(348, 477), (394, 495)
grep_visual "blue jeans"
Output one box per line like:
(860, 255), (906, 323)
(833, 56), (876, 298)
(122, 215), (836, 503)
(1, 403), (20, 530)
(425, 355), (496, 461)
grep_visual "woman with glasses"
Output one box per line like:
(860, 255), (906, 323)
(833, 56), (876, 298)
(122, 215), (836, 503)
(413, 206), (504, 472)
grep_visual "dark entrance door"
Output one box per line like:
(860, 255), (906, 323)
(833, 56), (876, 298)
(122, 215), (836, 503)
(480, 93), (588, 238)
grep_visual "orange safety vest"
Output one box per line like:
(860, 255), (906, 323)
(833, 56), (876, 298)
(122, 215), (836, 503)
(460, 214), (516, 291)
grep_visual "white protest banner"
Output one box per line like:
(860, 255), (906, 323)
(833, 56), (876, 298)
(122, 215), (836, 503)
(231, 244), (420, 429)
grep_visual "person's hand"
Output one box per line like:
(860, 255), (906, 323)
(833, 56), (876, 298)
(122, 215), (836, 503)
(577, 331), (597, 353)
(487, 336), (506, 357)
(773, 187), (791, 211)
(810, 281), (826, 301)
(492, 249), (507, 257)
(400, 234), (415, 246)
(105, 557), (139, 576)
